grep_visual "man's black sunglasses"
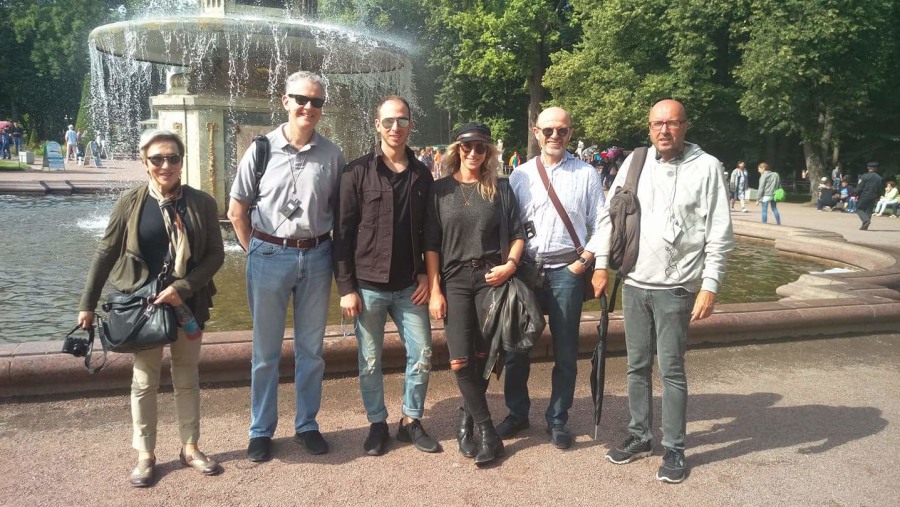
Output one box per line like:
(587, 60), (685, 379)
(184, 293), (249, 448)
(288, 94), (325, 108)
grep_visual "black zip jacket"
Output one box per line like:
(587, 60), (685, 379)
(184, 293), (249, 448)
(333, 144), (433, 295)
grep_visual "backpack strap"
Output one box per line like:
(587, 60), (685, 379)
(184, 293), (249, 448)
(624, 147), (648, 191)
(250, 135), (271, 211)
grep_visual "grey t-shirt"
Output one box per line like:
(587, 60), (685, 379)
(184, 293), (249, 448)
(230, 124), (345, 238)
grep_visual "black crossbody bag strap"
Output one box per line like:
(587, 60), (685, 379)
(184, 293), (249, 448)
(535, 157), (583, 253)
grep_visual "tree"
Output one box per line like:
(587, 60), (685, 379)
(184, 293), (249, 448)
(429, 0), (577, 157)
(735, 0), (895, 193)
(544, 0), (753, 158)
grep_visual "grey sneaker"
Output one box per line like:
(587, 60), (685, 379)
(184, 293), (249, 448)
(605, 435), (652, 464)
(656, 448), (686, 484)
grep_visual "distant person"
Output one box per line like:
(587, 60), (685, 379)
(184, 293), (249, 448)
(333, 96), (439, 457)
(432, 147), (442, 179)
(874, 180), (898, 217)
(0, 128), (10, 160)
(65, 125), (78, 161)
(837, 179), (857, 213)
(816, 178), (839, 211)
(729, 161), (749, 212)
(508, 150), (521, 169)
(855, 162), (883, 230)
(88, 138), (103, 167)
(10, 122), (24, 155)
(832, 163), (843, 188)
(227, 71), (345, 463)
(755, 162), (782, 225)
(77, 129), (225, 488)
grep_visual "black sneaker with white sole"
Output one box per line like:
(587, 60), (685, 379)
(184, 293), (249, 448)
(605, 435), (652, 464)
(656, 448), (686, 484)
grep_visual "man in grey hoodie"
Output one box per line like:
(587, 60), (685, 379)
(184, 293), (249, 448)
(595, 99), (734, 483)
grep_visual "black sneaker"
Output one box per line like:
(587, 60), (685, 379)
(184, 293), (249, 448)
(656, 448), (686, 484)
(294, 430), (329, 455)
(247, 436), (273, 462)
(495, 415), (530, 439)
(396, 418), (441, 453)
(546, 424), (573, 449)
(364, 421), (390, 456)
(605, 435), (652, 464)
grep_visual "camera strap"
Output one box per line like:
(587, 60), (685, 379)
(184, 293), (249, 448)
(63, 324), (107, 374)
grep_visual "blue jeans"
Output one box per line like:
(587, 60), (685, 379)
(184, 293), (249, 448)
(246, 237), (333, 438)
(504, 266), (583, 426)
(355, 284), (432, 422)
(761, 199), (781, 225)
(622, 285), (695, 451)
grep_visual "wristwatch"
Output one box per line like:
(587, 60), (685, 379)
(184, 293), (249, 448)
(576, 257), (589, 266)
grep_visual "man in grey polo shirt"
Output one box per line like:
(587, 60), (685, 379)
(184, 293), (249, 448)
(227, 70), (345, 462)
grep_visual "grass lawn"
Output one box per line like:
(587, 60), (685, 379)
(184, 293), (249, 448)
(0, 160), (26, 171)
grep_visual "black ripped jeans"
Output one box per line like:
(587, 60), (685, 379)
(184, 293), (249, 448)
(443, 263), (494, 423)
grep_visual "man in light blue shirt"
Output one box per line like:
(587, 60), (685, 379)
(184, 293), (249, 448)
(502, 106), (607, 449)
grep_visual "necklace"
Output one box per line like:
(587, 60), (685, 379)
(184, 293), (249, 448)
(458, 181), (478, 206)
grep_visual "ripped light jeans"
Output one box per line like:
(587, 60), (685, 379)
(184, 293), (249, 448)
(355, 283), (432, 422)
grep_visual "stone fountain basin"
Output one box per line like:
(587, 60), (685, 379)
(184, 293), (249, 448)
(90, 17), (410, 74)
(5, 221), (900, 397)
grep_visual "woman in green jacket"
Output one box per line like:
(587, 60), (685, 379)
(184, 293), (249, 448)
(77, 130), (225, 487)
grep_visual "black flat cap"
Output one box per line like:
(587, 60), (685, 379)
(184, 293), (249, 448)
(455, 122), (492, 143)
(867, 161), (879, 168)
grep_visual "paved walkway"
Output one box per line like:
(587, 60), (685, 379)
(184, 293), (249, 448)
(1, 335), (896, 506)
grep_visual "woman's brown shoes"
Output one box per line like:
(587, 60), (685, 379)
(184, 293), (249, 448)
(179, 448), (224, 476)
(129, 458), (156, 488)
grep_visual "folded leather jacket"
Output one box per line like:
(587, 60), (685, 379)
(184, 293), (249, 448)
(480, 277), (546, 380)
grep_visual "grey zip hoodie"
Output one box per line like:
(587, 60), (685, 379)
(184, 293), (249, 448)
(596, 143), (734, 293)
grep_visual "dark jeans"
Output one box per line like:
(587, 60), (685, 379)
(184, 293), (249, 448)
(503, 266), (583, 426)
(443, 264), (493, 423)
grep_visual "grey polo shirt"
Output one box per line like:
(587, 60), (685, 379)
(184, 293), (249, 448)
(230, 124), (345, 238)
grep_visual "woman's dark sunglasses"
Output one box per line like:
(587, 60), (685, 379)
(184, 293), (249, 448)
(288, 94), (326, 108)
(540, 127), (570, 138)
(380, 117), (410, 129)
(460, 142), (488, 155)
(147, 154), (183, 167)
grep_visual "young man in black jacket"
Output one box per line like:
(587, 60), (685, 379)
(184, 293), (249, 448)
(333, 96), (439, 456)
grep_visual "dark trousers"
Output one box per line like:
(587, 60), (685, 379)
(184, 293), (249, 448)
(443, 265), (493, 423)
(503, 266), (584, 426)
(857, 198), (875, 225)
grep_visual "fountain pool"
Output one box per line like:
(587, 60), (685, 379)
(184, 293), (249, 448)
(1, 193), (832, 344)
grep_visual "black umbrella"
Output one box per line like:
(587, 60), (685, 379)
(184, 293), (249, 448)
(590, 293), (610, 440)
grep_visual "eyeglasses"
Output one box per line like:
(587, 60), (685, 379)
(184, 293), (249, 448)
(460, 141), (488, 155)
(147, 154), (183, 167)
(539, 127), (571, 138)
(649, 120), (686, 131)
(287, 94), (325, 108)
(380, 117), (410, 129)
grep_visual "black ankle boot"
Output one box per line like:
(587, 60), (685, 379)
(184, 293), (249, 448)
(474, 420), (505, 466)
(456, 408), (477, 458)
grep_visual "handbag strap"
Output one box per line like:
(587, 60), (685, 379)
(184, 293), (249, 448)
(535, 156), (583, 254)
(498, 181), (510, 260)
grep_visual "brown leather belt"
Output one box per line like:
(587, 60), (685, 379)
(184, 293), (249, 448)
(252, 230), (331, 249)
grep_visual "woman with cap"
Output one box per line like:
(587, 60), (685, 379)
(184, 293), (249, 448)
(424, 122), (526, 466)
(76, 129), (225, 487)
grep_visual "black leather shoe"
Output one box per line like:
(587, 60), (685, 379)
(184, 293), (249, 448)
(295, 430), (329, 455)
(495, 415), (530, 439)
(364, 421), (390, 456)
(397, 418), (441, 453)
(247, 436), (272, 462)
(474, 420), (505, 466)
(547, 424), (573, 449)
(456, 408), (477, 458)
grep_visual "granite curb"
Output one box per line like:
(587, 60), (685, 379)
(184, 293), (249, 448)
(5, 219), (900, 397)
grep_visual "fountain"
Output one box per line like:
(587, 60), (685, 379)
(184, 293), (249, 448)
(88, 0), (413, 214)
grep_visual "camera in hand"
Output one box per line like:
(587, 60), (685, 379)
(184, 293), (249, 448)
(62, 325), (94, 358)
